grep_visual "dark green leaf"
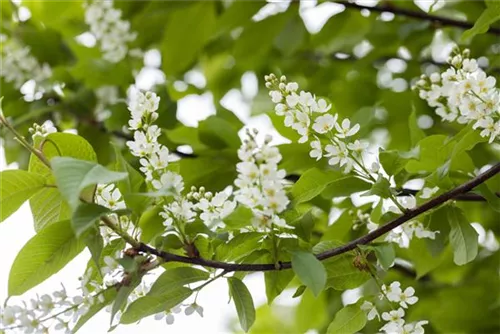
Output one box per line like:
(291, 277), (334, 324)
(228, 277), (256, 333)
(291, 251), (327, 297)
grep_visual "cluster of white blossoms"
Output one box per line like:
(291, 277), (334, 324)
(28, 121), (57, 140)
(0, 34), (52, 92)
(265, 74), (366, 173)
(84, 0), (137, 63)
(361, 281), (428, 333)
(0, 277), (107, 333)
(94, 85), (119, 121)
(415, 49), (500, 143)
(153, 302), (203, 326)
(234, 130), (291, 230)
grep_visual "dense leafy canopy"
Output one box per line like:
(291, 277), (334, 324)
(0, 1), (499, 333)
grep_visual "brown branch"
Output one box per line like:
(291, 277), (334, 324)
(333, 0), (500, 35)
(138, 162), (500, 271)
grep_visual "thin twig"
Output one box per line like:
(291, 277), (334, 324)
(333, 0), (500, 35)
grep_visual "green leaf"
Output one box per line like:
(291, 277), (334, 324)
(0, 170), (46, 222)
(161, 2), (216, 75)
(223, 206), (254, 230)
(111, 272), (143, 324)
(326, 302), (367, 334)
(8, 220), (85, 295)
(86, 238), (125, 284)
(83, 226), (104, 270)
(291, 168), (341, 203)
(291, 251), (327, 297)
(138, 206), (165, 243)
(313, 241), (370, 290)
(51, 157), (127, 209)
(72, 203), (110, 237)
(361, 175), (391, 199)
(148, 267), (209, 296)
(121, 287), (192, 324)
(358, 243), (395, 270)
(448, 207), (478, 265)
(321, 176), (372, 198)
(28, 133), (97, 231)
(409, 108), (425, 147)
(198, 116), (241, 149)
(292, 285), (306, 298)
(476, 183), (500, 213)
(228, 277), (256, 333)
(113, 145), (147, 214)
(215, 232), (264, 262)
(73, 288), (117, 333)
(461, 0), (500, 41)
(264, 269), (295, 304)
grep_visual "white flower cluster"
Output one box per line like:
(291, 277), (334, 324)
(234, 130), (290, 230)
(0, 34), (52, 92)
(125, 89), (179, 191)
(415, 49), (500, 143)
(265, 74), (365, 173)
(94, 85), (119, 121)
(361, 281), (428, 334)
(154, 302), (203, 325)
(0, 282), (106, 333)
(84, 0), (137, 63)
(28, 121), (57, 140)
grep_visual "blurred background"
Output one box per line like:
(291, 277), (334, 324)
(1, 0), (499, 333)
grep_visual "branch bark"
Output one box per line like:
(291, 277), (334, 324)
(138, 162), (500, 271)
(333, 0), (500, 35)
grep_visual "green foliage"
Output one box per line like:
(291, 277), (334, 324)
(291, 251), (327, 297)
(51, 157), (127, 209)
(447, 206), (478, 265)
(461, 0), (500, 41)
(71, 203), (110, 237)
(0, 170), (46, 222)
(8, 220), (85, 296)
(326, 301), (367, 334)
(228, 277), (256, 333)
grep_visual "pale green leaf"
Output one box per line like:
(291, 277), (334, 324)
(326, 302), (367, 334)
(291, 251), (327, 297)
(0, 170), (46, 222)
(51, 157), (127, 209)
(228, 277), (256, 333)
(8, 220), (85, 295)
(72, 203), (110, 237)
(448, 207), (478, 265)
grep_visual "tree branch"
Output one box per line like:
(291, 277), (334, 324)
(138, 162), (500, 271)
(333, 0), (500, 35)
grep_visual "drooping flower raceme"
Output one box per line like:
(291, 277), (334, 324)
(360, 281), (428, 334)
(415, 49), (500, 143)
(265, 74), (366, 174)
(84, 0), (137, 63)
(0, 34), (52, 94)
(234, 130), (291, 230)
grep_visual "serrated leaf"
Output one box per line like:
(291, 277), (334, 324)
(448, 207), (478, 265)
(72, 203), (111, 237)
(313, 241), (370, 290)
(361, 175), (391, 199)
(8, 220), (85, 296)
(0, 170), (46, 222)
(28, 133), (97, 231)
(291, 251), (327, 297)
(228, 277), (256, 333)
(216, 232), (264, 262)
(51, 157), (127, 209)
(326, 302), (367, 334)
(148, 267), (209, 296)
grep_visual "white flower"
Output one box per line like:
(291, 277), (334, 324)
(382, 281), (403, 302)
(312, 114), (337, 134)
(184, 303), (203, 317)
(419, 186), (439, 199)
(347, 139), (368, 152)
(325, 142), (353, 172)
(270, 90), (283, 103)
(381, 307), (405, 324)
(400, 196), (417, 210)
(152, 171), (184, 194)
(398, 286), (419, 309)
(360, 301), (379, 320)
(335, 118), (360, 138)
(309, 140), (322, 160)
